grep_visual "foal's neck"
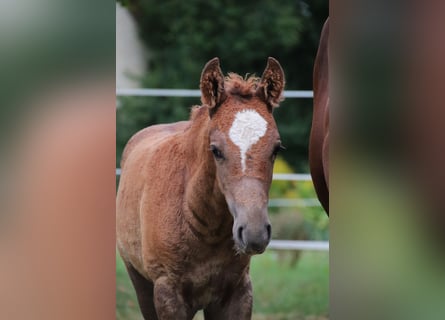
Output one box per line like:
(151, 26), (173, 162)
(183, 107), (231, 232)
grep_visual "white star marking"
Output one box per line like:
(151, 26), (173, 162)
(229, 110), (268, 173)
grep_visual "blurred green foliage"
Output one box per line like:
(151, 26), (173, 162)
(271, 157), (329, 240)
(116, 0), (328, 171)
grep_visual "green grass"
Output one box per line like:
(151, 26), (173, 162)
(116, 251), (328, 320)
(116, 254), (143, 320)
(250, 251), (329, 318)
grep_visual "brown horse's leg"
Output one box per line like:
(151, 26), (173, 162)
(153, 276), (194, 320)
(125, 263), (158, 320)
(203, 274), (253, 320)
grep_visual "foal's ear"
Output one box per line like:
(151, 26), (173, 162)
(257, 57), (285, 111)
(200, 57), (226, 110)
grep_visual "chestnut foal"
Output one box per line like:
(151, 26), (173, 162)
(117, 57), (285, 319)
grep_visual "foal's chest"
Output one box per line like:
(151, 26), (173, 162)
(179, 255), (249, 308)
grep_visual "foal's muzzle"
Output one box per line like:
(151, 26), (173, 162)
(226, 177), (272, 255)
(234, 221), (272, 254)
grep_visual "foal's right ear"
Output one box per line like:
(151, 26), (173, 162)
(200, 57), (226, 110)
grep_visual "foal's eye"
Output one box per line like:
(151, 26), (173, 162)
(210, 145), (224, 160)
(272, 144), (285, 160)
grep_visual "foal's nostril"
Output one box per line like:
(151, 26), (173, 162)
(238, 226), (244, 244)
(266, 224), (271, 241)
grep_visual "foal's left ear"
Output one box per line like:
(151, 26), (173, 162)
(200, 57), (226, 110)
(256, 57), (285, 111)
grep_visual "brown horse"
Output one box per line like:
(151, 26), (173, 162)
(310, 18), (330, 215)
(116, 57), (285, 319)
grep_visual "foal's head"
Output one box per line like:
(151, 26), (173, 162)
(200, 57), (285, 255)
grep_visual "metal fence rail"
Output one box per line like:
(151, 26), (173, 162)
(268, 198), (320, 208)
(117, 88), (314, 98)
(268, 240), (328, 251)
(272, 173), (312, 181)
(117, 169), (320, 209)
(116, 168), (329, 251)
(116, 169), (311, 182)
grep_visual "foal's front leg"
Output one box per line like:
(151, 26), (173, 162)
(153, 276), (194, 320)
(204, 273), (253, 320)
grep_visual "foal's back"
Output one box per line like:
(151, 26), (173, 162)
(120, 121), (190, 169)
(117, 121), (190, 274)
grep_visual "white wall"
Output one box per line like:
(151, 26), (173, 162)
(116, 3), (147, 89)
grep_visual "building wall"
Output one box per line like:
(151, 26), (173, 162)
(116, 3), (147, 88)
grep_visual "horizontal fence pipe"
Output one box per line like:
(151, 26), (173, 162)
(268, 198), (320, 207)
(116, 169), (312, 182)
(116, 168), (326, 249)
(116, 88), (314, 98)
(268, 240), (329, 251)
(272, 173), (312, 181)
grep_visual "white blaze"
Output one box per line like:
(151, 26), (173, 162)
(229, 109), (268, 173)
